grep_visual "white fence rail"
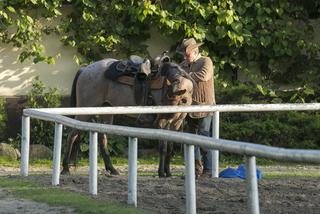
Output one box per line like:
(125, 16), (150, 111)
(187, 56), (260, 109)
(20, 103), (320, 214)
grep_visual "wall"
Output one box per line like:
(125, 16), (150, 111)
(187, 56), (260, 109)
(0, 30), (173, 97)
(0, 26), (174, 137)
(0, 36), (78, 96)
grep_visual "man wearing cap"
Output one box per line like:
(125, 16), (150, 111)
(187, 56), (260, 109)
(177, 38), (215, 178)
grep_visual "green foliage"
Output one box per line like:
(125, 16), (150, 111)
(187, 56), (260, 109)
(217, 79), (320, 104)
(78, 134), (127, 157)
(107, 135), (127, 156)
(26, 76), (61, 148)
(220, 111), (320, 149)
(1, 0), (320, 150)
(0, 97), (7, 141)
(217, 83), (320, 149)
(0, 0), (60, 64)
(1, 1), (319, 96)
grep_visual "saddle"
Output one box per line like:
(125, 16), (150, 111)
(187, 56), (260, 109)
(104, 55), (147, 80)
(117, 75), (165, 90)
(104, 55), (158, 105)
(117, 74), (166, 106)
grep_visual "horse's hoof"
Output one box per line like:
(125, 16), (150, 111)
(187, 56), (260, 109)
(165, 173), (172, 177)
(109, 168), (120, 175)
(158, 172), (166, 178)
(61, 169), (70, 175)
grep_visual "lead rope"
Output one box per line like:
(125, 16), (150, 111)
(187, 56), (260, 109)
(135, 77), (153, 124)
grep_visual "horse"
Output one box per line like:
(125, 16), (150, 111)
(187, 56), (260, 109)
(61, 55), (194, 176)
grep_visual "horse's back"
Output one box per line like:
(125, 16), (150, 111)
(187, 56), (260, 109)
(75, 58), (139, 107)
(76, 59), (117, 107)
(83, 58), (117, 73)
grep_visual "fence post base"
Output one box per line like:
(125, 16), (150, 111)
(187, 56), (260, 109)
(20, 116), (30, 177)
(185, 144), (196, 214)
(52, 123), (63, 186)
(128, 137), (138, 207)
(246, 156), (260, 214)
(211, 111), (220, 178)
(89, 131), (98, 195)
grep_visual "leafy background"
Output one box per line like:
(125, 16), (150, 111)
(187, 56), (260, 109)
(1, 0), (320, 150)
(1, 0), (319, 102)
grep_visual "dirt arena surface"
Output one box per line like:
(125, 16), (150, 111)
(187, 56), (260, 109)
(2, 165), (319, 214)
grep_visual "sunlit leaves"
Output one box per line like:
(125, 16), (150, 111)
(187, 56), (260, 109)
(82, 0), (95, 8)
(53, 8), (61, 16)
(0, 11), (9, 20)
(6, 6), (16, 13)
(25, 15), (34, 24)
(82, 9), (95, 22)
(29, 0), (38, 4)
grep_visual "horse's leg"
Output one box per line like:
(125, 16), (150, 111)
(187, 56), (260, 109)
(61, 129), (80, 175)
(164, 141), (174, 177)
(99, 133), (120, 175)
(158, 140), (167, 177)
(163, 119), (184, 177)
(98, 114), (119, 175)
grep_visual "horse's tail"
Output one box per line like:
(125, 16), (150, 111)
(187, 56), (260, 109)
(69, 69), (83, 166)
(70, 69), (83, 107)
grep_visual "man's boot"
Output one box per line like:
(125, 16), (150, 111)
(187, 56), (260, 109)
(202, 169), (212, 178)
(195, 160), (203, 179)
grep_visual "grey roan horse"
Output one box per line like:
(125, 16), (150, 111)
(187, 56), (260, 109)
(61, 57), (194, 177)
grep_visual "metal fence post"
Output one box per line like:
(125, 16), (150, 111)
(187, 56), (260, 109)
(20, 116), (30, 177)
(211, 111), (220, 178)
(185, 144), (196, 214)
(246, 156), (260, 214)
(52, 123), (63, 186)
(128, 137), (138, 207)
(89, 131), (98, 195)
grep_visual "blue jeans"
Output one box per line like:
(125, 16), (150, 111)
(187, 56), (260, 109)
(187, 115), (212, 171)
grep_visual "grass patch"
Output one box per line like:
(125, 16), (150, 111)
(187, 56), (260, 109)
(2, 155), (319, 179)
(0, 155), (184, 168)
(263, 171), (320, 179)
(0, 157), (20, 167)
(0, 176), (149, 214)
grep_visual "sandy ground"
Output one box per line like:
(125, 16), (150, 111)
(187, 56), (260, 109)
(1, 164), (320, 214)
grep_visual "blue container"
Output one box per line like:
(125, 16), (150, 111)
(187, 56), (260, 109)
(219, 164), (262, 180)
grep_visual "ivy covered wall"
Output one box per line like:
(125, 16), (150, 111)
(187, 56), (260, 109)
(0, 0), (320, 102)
(1, 0), (320, 149)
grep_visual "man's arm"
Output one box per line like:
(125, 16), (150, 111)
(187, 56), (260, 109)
(190, 57), (214, 82)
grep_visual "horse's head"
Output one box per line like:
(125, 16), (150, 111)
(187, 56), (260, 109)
(152, 51), (171, 75)
(155, 62), (194, 130)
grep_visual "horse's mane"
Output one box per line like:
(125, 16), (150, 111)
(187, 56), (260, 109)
(160, 62), (197, 90)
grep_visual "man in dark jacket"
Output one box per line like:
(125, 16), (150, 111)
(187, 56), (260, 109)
(177, 38), (216, 178)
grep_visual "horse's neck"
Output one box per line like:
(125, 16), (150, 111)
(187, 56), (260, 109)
(150, 88), (165, 105)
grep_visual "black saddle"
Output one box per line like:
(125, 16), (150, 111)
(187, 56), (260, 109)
(104, 55), (145, 80)
(116, 55), (144, 73)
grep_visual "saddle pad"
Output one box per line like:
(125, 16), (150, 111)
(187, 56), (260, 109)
(104, 61), (122, 80)
(116, 75), (134, 86)
(117, 76), (165, 90)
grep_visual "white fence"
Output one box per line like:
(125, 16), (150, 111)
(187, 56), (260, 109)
(20, 103), (320, 214)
